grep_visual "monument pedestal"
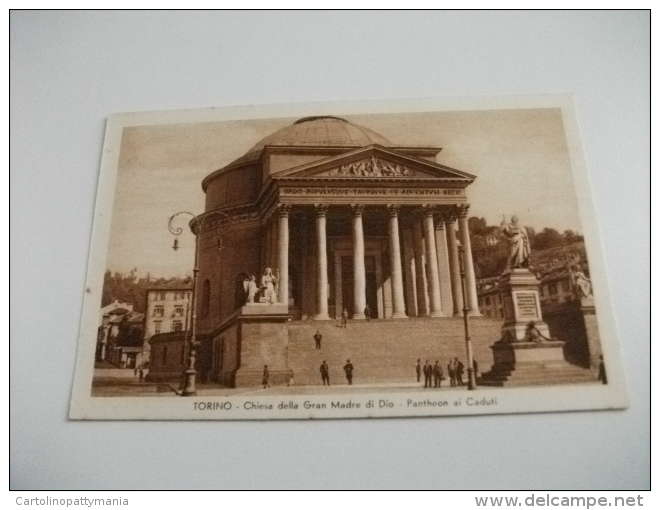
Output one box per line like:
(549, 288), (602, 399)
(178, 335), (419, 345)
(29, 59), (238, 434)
(480, 268), (595, 387)
(232, 303), (294, 387)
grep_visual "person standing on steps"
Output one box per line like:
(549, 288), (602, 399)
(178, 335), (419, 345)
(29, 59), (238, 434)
(364, 304), (371, 321)
(415, 359), (422, 383)
(423, 360), (432, 388)
(433, 360), (442, 388)
(343, 359), (354, 385)
(455, 358), (465, 386)
(448, 359), (456, 387)
(262, 365), (270, 389)
(341, 308), (348, 328)
(314, 329), (322, 350)
(320, 360), (330, 386)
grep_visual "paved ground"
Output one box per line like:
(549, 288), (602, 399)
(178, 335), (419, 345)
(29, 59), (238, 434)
(91, 368), (490, 397)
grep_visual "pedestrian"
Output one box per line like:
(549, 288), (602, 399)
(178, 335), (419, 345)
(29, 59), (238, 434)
(314, 329), (322, 349)
(343, 359), (354, 385)
(415, 359), (422, 382)
(262, 365), (270, 389)
(598, 355), (607, 384)
(455, 358), (465, 386)
(134, 365), (138, 377)
(472, 358), (479, 380)
(433, 361), (442, 388)
(423, 360), (432, 388)
(364, 304), (371, 321)
(138, 366), (144, 382)
(341, 308), (348, 328)
(320, 360), (330, 386)
(447, 359), (456, 387)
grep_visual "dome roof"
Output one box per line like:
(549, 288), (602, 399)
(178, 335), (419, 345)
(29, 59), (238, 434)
(229, 116), (392, 167)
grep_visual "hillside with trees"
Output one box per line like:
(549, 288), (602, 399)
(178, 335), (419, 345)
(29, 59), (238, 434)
(101, 269), (192, 313)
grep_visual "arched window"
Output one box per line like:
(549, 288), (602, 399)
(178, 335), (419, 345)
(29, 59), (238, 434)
(201, 279), (210, 318)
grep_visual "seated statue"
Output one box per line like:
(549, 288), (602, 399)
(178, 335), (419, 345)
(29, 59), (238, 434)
(261, 267), (279, 304)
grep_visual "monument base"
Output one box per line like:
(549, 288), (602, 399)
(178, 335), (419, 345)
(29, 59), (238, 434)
(480, 340), (596, 387)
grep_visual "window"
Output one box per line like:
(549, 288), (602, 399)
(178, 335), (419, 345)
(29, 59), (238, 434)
(172, 320), (183, 332)
(549, 283), (558, 295)
(174, 305), (184, 317)
(153, 320), (162, 334)
(201, 279), (210, 318)
(153, 305), (164, 317)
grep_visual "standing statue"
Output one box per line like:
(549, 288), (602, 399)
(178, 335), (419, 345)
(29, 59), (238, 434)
(261, 267), (279, 304)
(500, 215), (531, 270)
(570, 265), (593, 299)
(246, 274), (259, 304)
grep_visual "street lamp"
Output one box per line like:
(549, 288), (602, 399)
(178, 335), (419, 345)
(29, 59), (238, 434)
(458, 241), (477, 390)
(167, 210), (228, 396)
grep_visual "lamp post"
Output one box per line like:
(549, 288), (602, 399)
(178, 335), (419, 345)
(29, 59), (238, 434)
(458, 242), (477, 390)
(168, 210), (227, 397)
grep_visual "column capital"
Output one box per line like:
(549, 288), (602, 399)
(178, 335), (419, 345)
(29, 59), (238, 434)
(314, 204), (329, 216)
(350, 204), (365, 216)
(440, 208), (457, 223)
(276, 204), (292, 217)
(386, 204), (400, 217)
(456, 204), (470, 219)
(422, 204), (437, 218)
(433, 213), (446, 230)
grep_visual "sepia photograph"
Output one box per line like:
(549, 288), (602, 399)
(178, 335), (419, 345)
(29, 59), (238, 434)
(68, 97), (627, 420)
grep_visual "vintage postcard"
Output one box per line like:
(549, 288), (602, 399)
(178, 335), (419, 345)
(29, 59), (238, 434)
(69, 96), (628, 420)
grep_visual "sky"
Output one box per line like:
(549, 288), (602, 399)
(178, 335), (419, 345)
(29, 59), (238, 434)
(105, 108), (581, 277)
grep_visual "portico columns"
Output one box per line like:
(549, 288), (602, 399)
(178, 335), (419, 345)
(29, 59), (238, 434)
(457, 205), (481, 316)
(423, 207), (444, 317)
(434, 215), (454, 316)
(277, 205), (290, 305)
(351, 205), (367, 319)
(314, 205), (330, 320)
(444, 211), (464, 316)
(387, 205), (407, 319)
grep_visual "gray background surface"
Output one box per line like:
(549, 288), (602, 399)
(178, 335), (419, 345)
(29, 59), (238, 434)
(10, 11), (649, 489)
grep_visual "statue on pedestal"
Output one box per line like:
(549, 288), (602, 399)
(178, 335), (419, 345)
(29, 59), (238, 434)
(500, 215), (530, 270)
(261, 267), (279, 304)
(569, 265), (593, 299)
(246, 274), (259, 304)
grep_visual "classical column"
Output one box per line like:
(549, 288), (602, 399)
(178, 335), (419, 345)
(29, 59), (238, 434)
(457, 204), (481, 316)
(423, 208), (443, 317)
(434, 215), (453, 316)
(277, 205), (290, 305)
(314, 205), (330, 320)
(444, 210), (463, 316)
(402, 227), (419, 317)
(413, 219), (429, 316)
(351, 204), (367, 319)
(387, 205), (407, 319)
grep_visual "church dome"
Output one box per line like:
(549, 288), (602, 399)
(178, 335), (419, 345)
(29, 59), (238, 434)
(230, 116), (392, 166)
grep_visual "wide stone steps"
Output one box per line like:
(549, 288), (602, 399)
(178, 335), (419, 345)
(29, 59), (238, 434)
(479, 361), (596, 387)
(286, 318), (502, 385)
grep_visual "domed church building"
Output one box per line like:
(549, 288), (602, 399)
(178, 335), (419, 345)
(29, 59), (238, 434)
(191, 116), (500, 386)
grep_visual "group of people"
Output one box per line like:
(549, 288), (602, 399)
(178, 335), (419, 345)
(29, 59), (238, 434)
(416, 358), (477, 388)
(320, 359), (354, 386)
(261, 359), (355, 388)
(338, 305), (373, 327)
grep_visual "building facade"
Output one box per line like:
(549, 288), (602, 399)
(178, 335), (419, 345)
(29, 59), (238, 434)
(185, 116), (504, 386)
(143, 287), (192, 367)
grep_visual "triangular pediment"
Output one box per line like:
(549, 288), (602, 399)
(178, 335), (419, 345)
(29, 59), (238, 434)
(273, 145), (475, 182)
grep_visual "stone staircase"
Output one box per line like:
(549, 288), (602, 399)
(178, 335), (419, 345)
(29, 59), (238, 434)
(479, 360), (597, 387)
(287, 317), (502, 385)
